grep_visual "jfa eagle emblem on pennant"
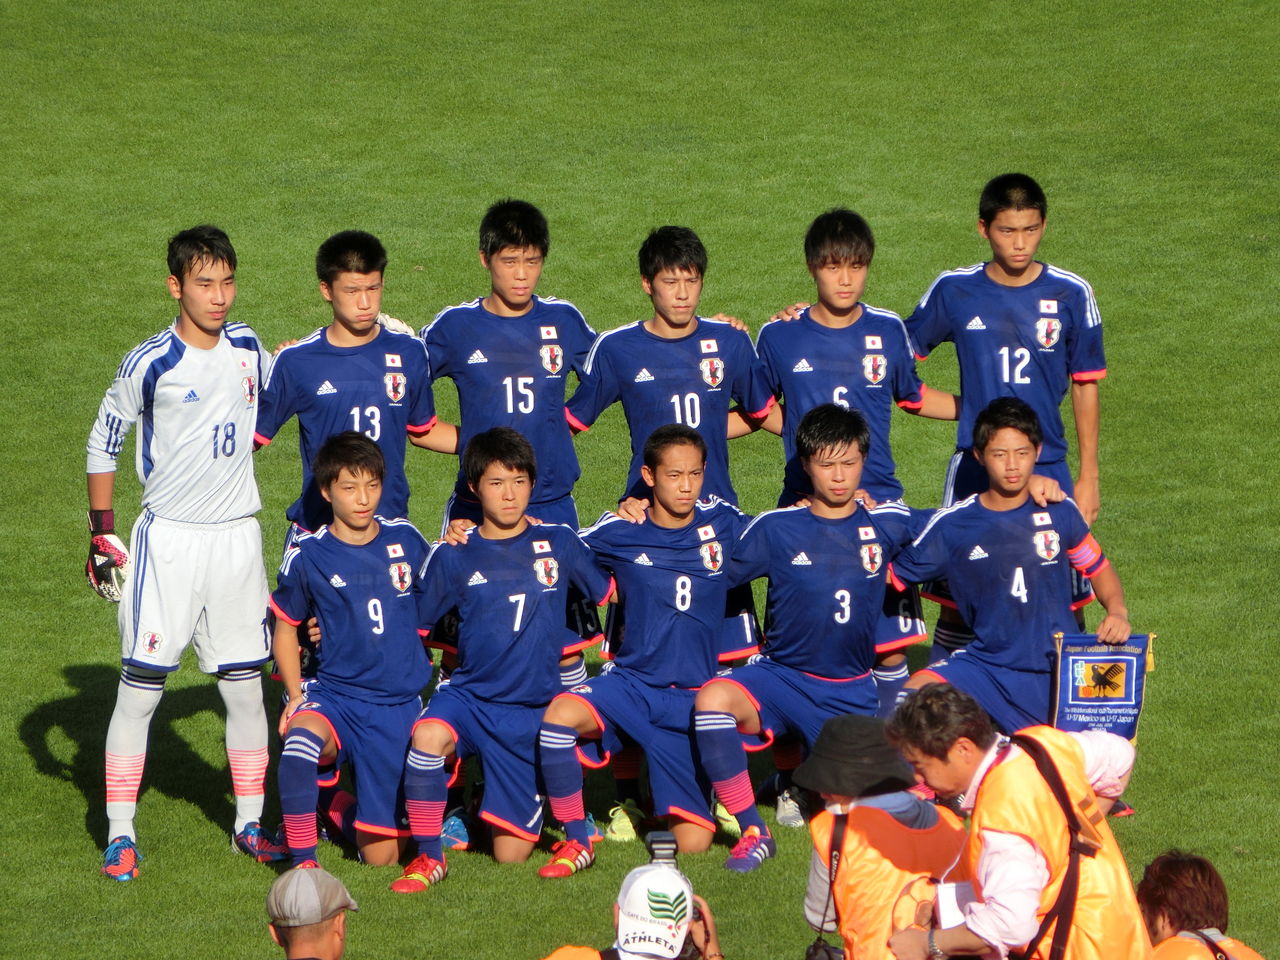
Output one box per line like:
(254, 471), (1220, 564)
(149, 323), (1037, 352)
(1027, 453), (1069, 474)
(389, 562), (412, 593)
(384, 372), (407, 402)
(1035, 317), (1062, 348)
(534, 557), (559, 587)
(699, 541), (723, 572)
(241, 376), (257, 404)
(699, 357), (724, 388)
(540, 344), (564, 374)
(860, 543), (883, 574)
(862, 354), (886, 384)
(1033, 530), (1060, 561)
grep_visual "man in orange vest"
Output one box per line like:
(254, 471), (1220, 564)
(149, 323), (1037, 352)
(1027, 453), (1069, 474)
(793, 714), (968, 960)
(885, 684), (1150, 960)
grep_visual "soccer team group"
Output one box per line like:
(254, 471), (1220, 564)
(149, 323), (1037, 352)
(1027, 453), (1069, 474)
(85, 174), (1128, 895)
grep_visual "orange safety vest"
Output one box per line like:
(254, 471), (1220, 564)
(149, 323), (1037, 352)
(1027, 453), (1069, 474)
(810, 803), (967, 960)
(964, 726), (1152, 960)
(541, 948), (602, 960)
(1153, 933), (1265, 960)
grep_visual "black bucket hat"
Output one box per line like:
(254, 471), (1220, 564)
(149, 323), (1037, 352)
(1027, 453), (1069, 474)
(792, 714), (915, 798)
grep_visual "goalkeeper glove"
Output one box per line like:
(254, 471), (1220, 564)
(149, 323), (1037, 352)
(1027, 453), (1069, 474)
(87, 509), (130, 602)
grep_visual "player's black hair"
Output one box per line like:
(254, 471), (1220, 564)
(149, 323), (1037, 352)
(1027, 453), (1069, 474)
(885, 683), (998, 760)
(316, 230), (388, 285)
(313, 431), (386, 489)
(462, 426), (538, 489)
(795, 403), (871, 459)
(972, 396), (1043, 453)
(638, 226), (708, 282)
(979, 173), (1048, 225)
(167, 225), (236, 282)
(804, 208), (875, 270)
(480, 199), (550, 258)
(642, 424), (707, 472)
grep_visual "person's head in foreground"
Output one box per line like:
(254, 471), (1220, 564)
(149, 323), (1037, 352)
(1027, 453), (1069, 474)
(884, 683), (998, 799)
(267, 866), (358, 960)
(613, 847), (721, 960)
(792, 712), (916, 813)
(1137, 850), (1238, 946)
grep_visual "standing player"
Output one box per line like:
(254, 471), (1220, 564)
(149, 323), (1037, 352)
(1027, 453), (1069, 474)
(255, 230), (445, 545)
(892, 398), (1130, 732)
(272, 433), (433, 869)
(86, 225), (285, 880)
(906, 174), (1106, 655)
(694, 404), (928, 871)
(536, 426), (751, 877)
(754, 208), (956, 713)
(389, 428), (613, 892)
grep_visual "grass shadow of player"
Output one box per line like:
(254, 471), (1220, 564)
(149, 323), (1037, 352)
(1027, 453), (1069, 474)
(19, 663), (261, 847)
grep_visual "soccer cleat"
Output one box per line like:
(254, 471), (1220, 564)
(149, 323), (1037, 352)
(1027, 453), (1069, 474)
(724, 825), (776, 873)
(713, 800), (742, 838)
(102, 836), (141, 882)
(604, 798), (644, 842)
(295, 859), (320, 869)
(441, 810), (471, 852)
(1108, 799), (1136, 818)
(390, 853), (447, 893)
(776, 788), (806, 828)
(585, 812), (603, 846)
(232, 821), (289, 862)
(538, 839), (595, 878)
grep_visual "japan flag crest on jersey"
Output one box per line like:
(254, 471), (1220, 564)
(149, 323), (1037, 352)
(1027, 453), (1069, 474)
(699, 541), (724, 572)
(1035, 317), (1062, 348)
(1034, 530), (1061, 561)
(389, 562), (413, 593)
(241, 376), (257, 404)
(534, 557), (559, 587)
(862, 355), (886, 384)
(540, 344), (564, 375)
(860, 543), (883, 574)
(700, 357), (724, 388)
(384, 372), (406, 402)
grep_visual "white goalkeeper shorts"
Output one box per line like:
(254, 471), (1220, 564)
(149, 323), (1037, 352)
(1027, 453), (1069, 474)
(118, 511), (270, 674)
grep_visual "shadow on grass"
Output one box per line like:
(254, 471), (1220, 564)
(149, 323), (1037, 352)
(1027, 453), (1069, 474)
(19, 663), (248, 847)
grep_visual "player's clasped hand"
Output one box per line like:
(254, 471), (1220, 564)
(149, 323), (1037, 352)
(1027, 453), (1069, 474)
(86, 510), (130, 602)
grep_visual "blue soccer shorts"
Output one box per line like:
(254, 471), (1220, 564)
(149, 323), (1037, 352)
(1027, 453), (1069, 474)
(917, 652), (1051, 733)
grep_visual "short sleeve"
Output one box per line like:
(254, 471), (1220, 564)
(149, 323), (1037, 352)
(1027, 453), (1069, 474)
(254, 351), (295, 446)
(730, 331), (776, 419)
(421, 311), (457, 382)
(270, 546), (309, 626)
(1066, 287), (1106, 382)
(565, 341), (619, 431)
(905, 273), (954, 359)
(417, 541), (458, 647)
(405, 339), (438, 434)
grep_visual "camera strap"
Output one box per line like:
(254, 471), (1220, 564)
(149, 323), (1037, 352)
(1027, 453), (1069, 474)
(807, 812), (848, 954)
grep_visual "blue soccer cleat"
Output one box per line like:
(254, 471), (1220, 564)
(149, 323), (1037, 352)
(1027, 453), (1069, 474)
(102, 835), (142, 882)
(724, 825), (776, 873)
(232, 821), (289, 862)
(441, 809), (471, 852)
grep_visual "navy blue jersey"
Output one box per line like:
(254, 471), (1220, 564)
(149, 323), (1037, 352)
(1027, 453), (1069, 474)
(582, 498), (749, 688)
(565, 318), (775, 503)
(270, 518), (433, 704)
(905, 262), (1105, 465)
(891, 497), (1107, 671)
(419, 523), (612, 706)
(255, 328), (436, 530)
(756, 306), (925, 502)
(733, 502), (926, 678)
(420, 296), (595, 505)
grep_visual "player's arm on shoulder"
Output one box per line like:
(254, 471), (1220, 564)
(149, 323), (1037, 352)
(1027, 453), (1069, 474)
(409, 420), (459, 454)
(903, 383), (959, 421)
(1070, 380), (1101, 524)
(769, 301), (810, 322)
(1026, 473), (1065, 506)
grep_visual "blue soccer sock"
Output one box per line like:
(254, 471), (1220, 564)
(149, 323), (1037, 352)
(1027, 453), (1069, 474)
(930, 622), (974, 662)
(695, 711), (766, 833)
(540, 722), (591, 845)
(279, 728), (326, 865)
(873, 661), (911, 718)
(559, 657), (588, 690)
(403, 748), (447, 861)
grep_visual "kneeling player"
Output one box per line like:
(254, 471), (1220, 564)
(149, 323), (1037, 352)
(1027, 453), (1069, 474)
(695, 404), (927, 871)
(391, 428), (613, 892)
(537, 426), (750, 877)
(893, 397), (1130, 732)
(273, 433), (433, 868)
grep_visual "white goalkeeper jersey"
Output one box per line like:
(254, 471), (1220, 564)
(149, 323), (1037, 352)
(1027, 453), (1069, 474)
(86, 320), (270, 524)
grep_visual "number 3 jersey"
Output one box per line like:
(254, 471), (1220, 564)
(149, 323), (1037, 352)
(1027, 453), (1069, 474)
(269, 518), (433, 704)
(905, 262), (1105, 465)
(86, 321), (270, 524)
(254, 328), (436, 531)
(890, 497), (1108, 671)
(418, 524), (613, 706)
(581, 498), (750, 689)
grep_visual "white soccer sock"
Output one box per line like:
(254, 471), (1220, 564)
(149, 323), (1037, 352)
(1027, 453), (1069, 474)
(104, 668), (166, 841)
(217, 668), (270, 832)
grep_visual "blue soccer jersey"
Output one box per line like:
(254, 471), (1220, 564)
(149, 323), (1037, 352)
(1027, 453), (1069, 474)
(756, 306), (925, 501)
(890, 497), (1107, 672)
(420, 296), (595, 506)
(732, 502), (926, 678)
(905, 262), (1105, 465)
(270, 518), (433, 704)
(418, 523), (613, 706)
(255, 328), (436, 531)
(581, 498), (749, 688)
(565, 318), (776, 503)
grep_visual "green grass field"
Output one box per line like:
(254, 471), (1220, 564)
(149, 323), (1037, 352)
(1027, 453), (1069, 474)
(4, 1), (1278, 956)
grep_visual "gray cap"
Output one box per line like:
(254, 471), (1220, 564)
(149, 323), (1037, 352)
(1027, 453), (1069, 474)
(266, 866), (359, 927)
